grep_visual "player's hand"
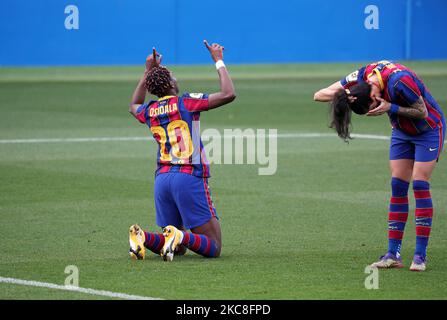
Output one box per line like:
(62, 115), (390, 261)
(367, 96), (391, 116)
(204, 40), (224, 62)
(145, 47), (162, 71)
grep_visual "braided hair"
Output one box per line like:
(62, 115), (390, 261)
(145, 66), (172, 97)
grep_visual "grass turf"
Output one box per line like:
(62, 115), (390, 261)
(0, 62), (447, 299)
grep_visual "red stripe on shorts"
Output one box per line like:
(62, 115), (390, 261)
(438, 124), (443, 159)
(203, 178), (215, 217)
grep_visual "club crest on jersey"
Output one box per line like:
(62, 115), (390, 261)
(150, 103), (178, 117)
(346, 70), (359, 82)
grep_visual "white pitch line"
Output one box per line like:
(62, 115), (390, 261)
(0, 132), (388, 144)
(0, 276), (161, 300)
(0, 132), (445, 144)
(0, 136), (151, 144)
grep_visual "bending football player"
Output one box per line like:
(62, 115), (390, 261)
(314, 60), (445, 271)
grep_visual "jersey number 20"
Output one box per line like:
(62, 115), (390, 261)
(150, 120), (193, 162)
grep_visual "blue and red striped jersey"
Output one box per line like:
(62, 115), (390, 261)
(134, 93), (211, 177)
(341, 60), (445, 135)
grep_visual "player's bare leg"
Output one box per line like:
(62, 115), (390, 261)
(390, 159), (414, 182)
(412, 160), (436, 181)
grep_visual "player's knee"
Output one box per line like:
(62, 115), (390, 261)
(214, 245), (221, 258)
(412, 176), (431, 185)
(412, 167), (434, 182)
(210, 240), (221, 258)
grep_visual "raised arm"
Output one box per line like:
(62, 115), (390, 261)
(313, 81), (344, 102)
(129, 48), (162, 117)
(204, 40), (236, 109)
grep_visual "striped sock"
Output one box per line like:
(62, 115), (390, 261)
(413, 180), (433, 259)
(181, 232), (219, 258)
(143, 232), (165, 254)
(388, 177), (410, 256)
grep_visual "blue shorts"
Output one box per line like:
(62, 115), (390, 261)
(154, 173), (218, 229)
(390, 123), (445, 162)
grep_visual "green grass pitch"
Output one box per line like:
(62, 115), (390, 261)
(1, 62), (447, 299)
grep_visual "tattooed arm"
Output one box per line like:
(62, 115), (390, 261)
(394, 96), (428, 119)
(367, 73), (429, 119)
(367, 96), (428, 118)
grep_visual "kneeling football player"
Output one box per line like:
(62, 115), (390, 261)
(128, 41), (236, 261)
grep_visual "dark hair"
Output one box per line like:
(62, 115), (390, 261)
(330, 82), (372, 142)
(145, 66), (172, 97)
